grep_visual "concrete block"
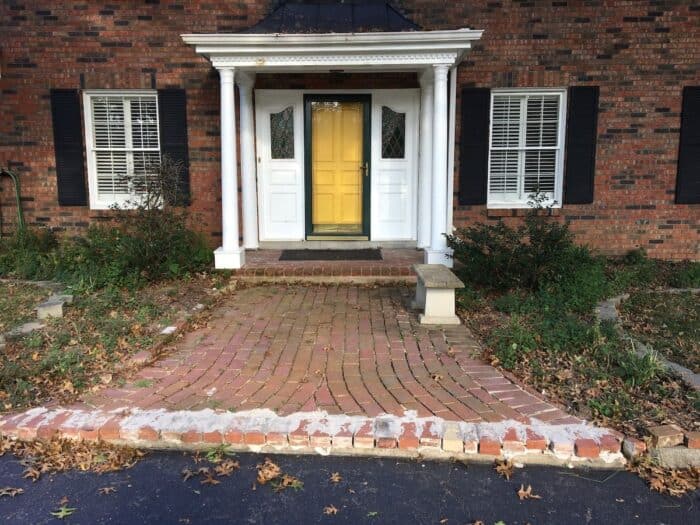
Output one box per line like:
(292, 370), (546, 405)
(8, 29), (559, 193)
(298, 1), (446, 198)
(651, 446), (700, 469)
(37, 299), (64, 320)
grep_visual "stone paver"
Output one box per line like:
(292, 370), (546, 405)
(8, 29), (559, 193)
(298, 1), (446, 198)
(82, 285), (571, 424)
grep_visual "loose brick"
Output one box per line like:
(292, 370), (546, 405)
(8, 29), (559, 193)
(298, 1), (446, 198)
(266, 432), (288, 446)
(202, 430), (223, 444)
(648, 425), (684, 448)
(244, 431), (266, 445)
(354, 421), (375, 449)
(622, 437), (647, 459)
(525, 429), (547, 451)
(138, 426), (159, 441)
(376, 437), (397, 449)
(575, 438), (601, 458)
(685, 431), (700, 449)
(223, 429), (244, 445)
(310, 431), (332, 448)
(398, 423), (419, 449)
(479, 437), (501, 456)
(550, 439), (575, 455)
(181, 430), (202, 444)
(442, 423), (463, 453)
(599, 434), (621, 454)
(98, 418), (122, 441)
(502, 428), (525, 453)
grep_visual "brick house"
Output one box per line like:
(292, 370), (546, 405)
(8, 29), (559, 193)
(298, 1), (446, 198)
(0, 0), (698, 267)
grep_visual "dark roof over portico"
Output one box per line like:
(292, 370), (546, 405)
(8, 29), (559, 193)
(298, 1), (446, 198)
(243, 1), (420, 34)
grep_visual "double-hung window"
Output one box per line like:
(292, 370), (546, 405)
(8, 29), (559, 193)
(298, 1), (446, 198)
(83, 90), (161, 209)
(487, 89), (566, 208)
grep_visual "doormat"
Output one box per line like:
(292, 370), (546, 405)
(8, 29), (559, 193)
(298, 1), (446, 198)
(279, 249), (382, 261)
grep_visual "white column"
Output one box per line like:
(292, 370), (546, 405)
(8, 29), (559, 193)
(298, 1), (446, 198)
(236, 72), (259, 250)
(214, 67), (245, 269)
(425, 64), (452, 267)
(417, 70), (433, 249)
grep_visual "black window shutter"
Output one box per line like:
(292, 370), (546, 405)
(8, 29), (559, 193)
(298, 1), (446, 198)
(458, 88), (490, 205)
(50, 89), (87, 206)
(676, 86), (700, 204)
(157, 89), (191, 205)
(563, 86), (599, 204)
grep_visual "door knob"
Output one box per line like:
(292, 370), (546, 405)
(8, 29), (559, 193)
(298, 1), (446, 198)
(360, 162), (369, 177)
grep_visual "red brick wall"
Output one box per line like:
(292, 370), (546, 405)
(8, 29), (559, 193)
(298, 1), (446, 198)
(1, 1), (698, 259)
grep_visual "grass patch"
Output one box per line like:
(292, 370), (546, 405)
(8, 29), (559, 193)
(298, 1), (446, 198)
(620, 291), (699, 374)
(0, 281), (50, 333)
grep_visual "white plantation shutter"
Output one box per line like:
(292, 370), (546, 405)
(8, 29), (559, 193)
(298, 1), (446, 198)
(488, 91), (565, 206)
(88, 93), (160, 205)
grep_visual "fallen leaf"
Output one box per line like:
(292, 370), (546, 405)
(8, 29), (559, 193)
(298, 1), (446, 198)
(98, 486), (117, 495)
(214, 459), (240, 477)
(200, 473), (220, 486)
(256, 458), (281, 485)
(0, 487), (24, 498)
(495, 459), (514, 480)
(23, 467), (41, 482)
(50, 506), (77, 519)
(517, 484), (542, 501)
(329, 472), (342, 484)
(367, 511), (379, 518)
(323, 505), (338, 515)
(181, 468), (196, 481)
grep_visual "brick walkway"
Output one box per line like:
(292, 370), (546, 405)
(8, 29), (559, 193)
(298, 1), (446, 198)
(84, 285), (576, 424)
(1, 284), (625, 463)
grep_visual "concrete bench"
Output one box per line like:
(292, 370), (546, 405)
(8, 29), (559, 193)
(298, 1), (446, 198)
(411, 264), (464, 325)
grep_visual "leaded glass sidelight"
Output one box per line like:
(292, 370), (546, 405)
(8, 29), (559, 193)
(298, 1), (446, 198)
(270, 106), (294, 159)
(381, 106), (406, 159)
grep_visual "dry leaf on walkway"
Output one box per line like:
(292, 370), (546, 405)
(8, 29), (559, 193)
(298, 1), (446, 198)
(329, 472), (342, 484)
(200, 473), (220, 486)
(181, 468), (196, 481)
(0, 487), (24, 498)
(22, 466), (41, 482)
(256, 458), (282, 485)
(495, 459), (514, 480)
(323, 505), (338, 515)
(517, 484), (542, 500)
(214, 459), (240, 477)
(97, 486), (117, 495)
(272, 474), (304, 492)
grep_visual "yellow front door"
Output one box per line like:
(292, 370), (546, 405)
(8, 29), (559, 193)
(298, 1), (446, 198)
(311, 101), (364, 234)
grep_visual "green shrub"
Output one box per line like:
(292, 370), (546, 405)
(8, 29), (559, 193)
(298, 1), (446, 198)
(488, 316), (538, 369)
(0, 157), (212, 288)
(0, 228), (58, 280)
(446, 200), (597, 295)
(668, 261), (700, 288)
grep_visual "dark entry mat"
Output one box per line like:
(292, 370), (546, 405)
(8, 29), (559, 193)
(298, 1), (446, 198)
(279, 249), (382, 261)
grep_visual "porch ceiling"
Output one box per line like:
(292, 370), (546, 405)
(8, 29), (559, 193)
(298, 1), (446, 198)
(180, 29), (483, 72)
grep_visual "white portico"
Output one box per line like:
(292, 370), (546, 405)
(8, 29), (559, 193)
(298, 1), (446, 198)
(182, 26), (482, 269)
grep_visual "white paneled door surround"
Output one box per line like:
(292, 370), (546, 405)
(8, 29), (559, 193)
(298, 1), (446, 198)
(255, 89), (419, 243)
(182, 28), (483, 269)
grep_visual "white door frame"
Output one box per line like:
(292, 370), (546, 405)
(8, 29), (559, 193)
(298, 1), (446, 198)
(255, 88), (419, 243)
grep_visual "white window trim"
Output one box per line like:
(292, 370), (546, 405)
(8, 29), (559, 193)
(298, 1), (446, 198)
(486, 88), (567, 209)
(82, 89), (160, 210)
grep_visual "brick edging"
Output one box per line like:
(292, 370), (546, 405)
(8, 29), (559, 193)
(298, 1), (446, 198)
(1, 407), (628, 466)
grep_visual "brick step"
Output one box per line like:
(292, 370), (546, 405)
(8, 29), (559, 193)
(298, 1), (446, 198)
(0, 407), (627, 466)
